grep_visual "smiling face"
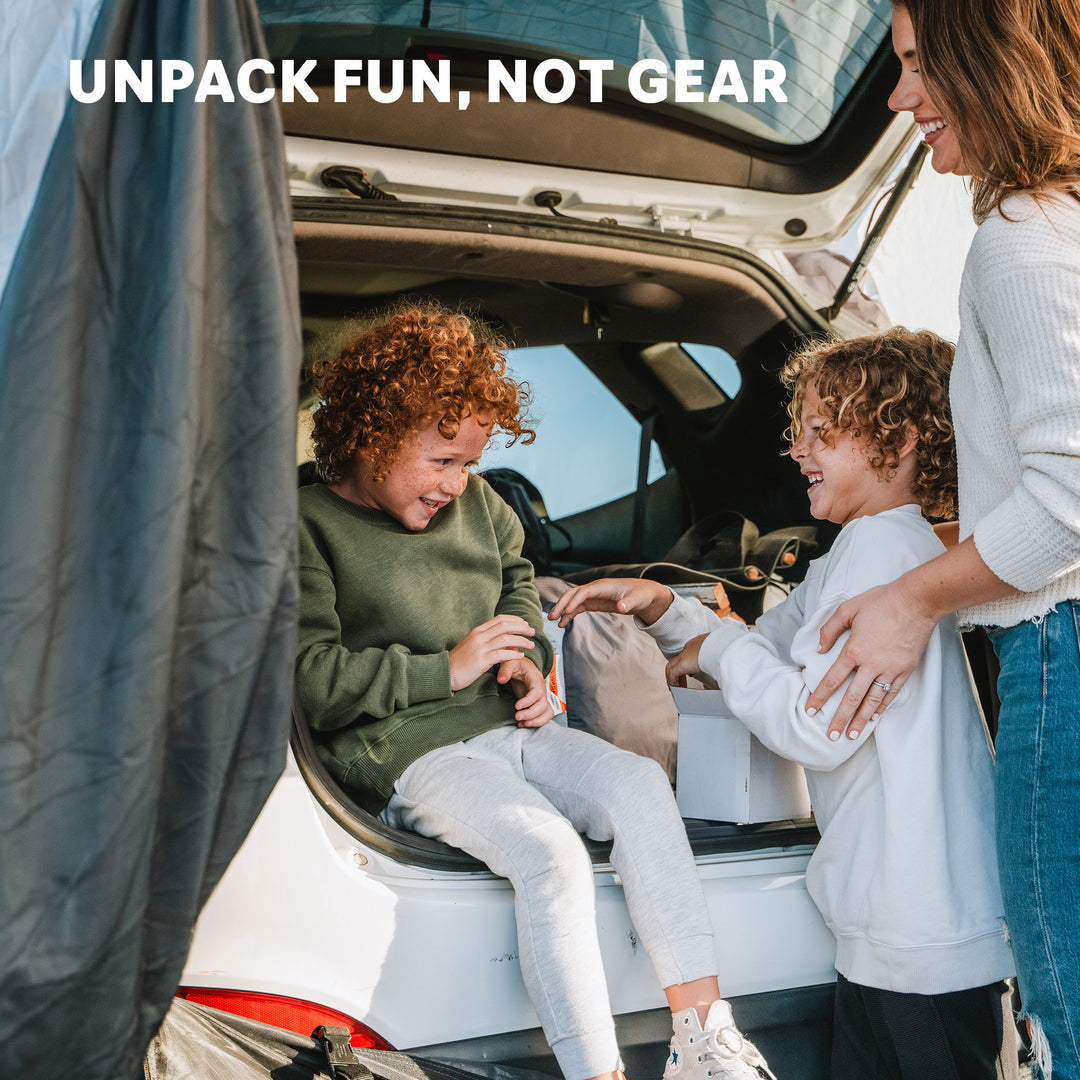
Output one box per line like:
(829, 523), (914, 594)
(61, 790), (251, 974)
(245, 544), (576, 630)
(887, 5), (968, 176)
(335, 410), (491, 531)
(790, 385), (917, 527)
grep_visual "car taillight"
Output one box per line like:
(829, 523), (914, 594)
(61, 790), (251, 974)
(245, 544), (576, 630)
(176, 987), (394, 1049)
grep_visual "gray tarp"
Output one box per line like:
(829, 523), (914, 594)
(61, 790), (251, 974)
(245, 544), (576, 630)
(0, 1), (301, 1077)
(145, 998), (554, 1080)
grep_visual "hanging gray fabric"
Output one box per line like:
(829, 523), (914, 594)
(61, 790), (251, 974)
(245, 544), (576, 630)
(0, 2), (301, 1078)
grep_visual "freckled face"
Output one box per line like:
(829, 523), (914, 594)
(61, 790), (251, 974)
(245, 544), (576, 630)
(335, 411), (490, 531)
(789, 386), (902, 527)
(887, 5), (968, 176)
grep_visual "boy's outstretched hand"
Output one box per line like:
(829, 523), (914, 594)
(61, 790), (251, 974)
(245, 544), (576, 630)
(547, 577), (673, 628)
(498, 657), (555, 728)
(665, 634), (718, 690)
(449, 614), (536, 691)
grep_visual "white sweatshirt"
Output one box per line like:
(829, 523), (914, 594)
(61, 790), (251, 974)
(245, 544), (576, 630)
(953, 192), (1080, 627)
(647, 505), (1014, 994)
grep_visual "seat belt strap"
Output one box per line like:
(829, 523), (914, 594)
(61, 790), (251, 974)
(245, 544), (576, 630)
(631, 413), (656, 562)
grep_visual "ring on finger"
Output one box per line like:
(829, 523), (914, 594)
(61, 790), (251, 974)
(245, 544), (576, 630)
(871, 679), (892, 693)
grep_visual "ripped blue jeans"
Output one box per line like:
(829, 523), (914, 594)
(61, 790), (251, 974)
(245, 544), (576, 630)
(990, 600), (1080, 1080)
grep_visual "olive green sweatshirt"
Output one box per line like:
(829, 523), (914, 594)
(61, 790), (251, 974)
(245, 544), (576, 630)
(297, 477), (554, 814)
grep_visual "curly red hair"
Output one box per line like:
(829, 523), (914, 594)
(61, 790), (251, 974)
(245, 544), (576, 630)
(781, 328), (957, 520)
(311, 303), (534, 484)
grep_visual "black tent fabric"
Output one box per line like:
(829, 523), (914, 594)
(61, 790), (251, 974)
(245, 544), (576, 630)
(0, 2), (300, 1078)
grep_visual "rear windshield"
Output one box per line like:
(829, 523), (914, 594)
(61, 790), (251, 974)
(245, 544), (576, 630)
(259, 0), (892, 146)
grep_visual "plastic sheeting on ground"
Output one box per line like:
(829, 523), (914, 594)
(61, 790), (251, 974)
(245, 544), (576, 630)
(0, 1), (301, 1077)
(145, 998), (557, 1080)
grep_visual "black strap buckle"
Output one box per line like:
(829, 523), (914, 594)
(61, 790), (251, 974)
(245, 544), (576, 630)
(312, 1025), (373, 1080)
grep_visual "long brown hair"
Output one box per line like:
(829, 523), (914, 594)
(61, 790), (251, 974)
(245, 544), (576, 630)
(899, 0), (1080, 220)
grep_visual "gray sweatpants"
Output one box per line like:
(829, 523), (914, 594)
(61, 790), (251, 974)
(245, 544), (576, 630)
(382, 722), (718, 1080)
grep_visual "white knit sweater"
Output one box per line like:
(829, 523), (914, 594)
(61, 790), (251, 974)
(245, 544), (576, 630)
(952, 192), (1080, 627)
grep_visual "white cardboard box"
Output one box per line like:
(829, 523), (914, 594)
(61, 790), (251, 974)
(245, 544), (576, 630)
(672, 686), (811, 824)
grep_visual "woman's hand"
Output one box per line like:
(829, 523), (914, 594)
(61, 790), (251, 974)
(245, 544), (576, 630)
(497, 656), (555, 727)
(664, 634), (718, 689)
(806, 579), (937, 739)
(547, 578), (672, 627)
(449, 614), (535, 692)
(808, 537), (1016, 739)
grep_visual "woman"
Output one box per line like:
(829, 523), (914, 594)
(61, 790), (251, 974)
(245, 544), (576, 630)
(804, 1), (1080, 1076)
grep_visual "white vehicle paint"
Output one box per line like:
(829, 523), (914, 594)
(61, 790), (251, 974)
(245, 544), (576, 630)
(184, 751), (836, 1056)
(285, 113), (916, 252)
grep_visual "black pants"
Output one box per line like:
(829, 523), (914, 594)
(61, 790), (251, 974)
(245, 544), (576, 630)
(831, 973), (1018, 1080)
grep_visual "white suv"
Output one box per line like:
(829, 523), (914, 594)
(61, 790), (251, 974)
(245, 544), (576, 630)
(182, 2), (922, 1076)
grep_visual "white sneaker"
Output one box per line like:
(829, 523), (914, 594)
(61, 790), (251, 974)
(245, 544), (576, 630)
(662, 1000), (776, 1080)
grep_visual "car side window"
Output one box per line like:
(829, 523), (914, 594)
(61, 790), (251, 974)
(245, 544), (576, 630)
(482, 345), (665, 520)
(681, 343), (741, 399)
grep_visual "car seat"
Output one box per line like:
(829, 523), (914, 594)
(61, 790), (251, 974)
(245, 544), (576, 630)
(480, 467), (557, 576)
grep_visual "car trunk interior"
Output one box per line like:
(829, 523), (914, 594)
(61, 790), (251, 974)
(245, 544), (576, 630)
(293, 200), (838, 532)
(291, 202), (829, 871)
